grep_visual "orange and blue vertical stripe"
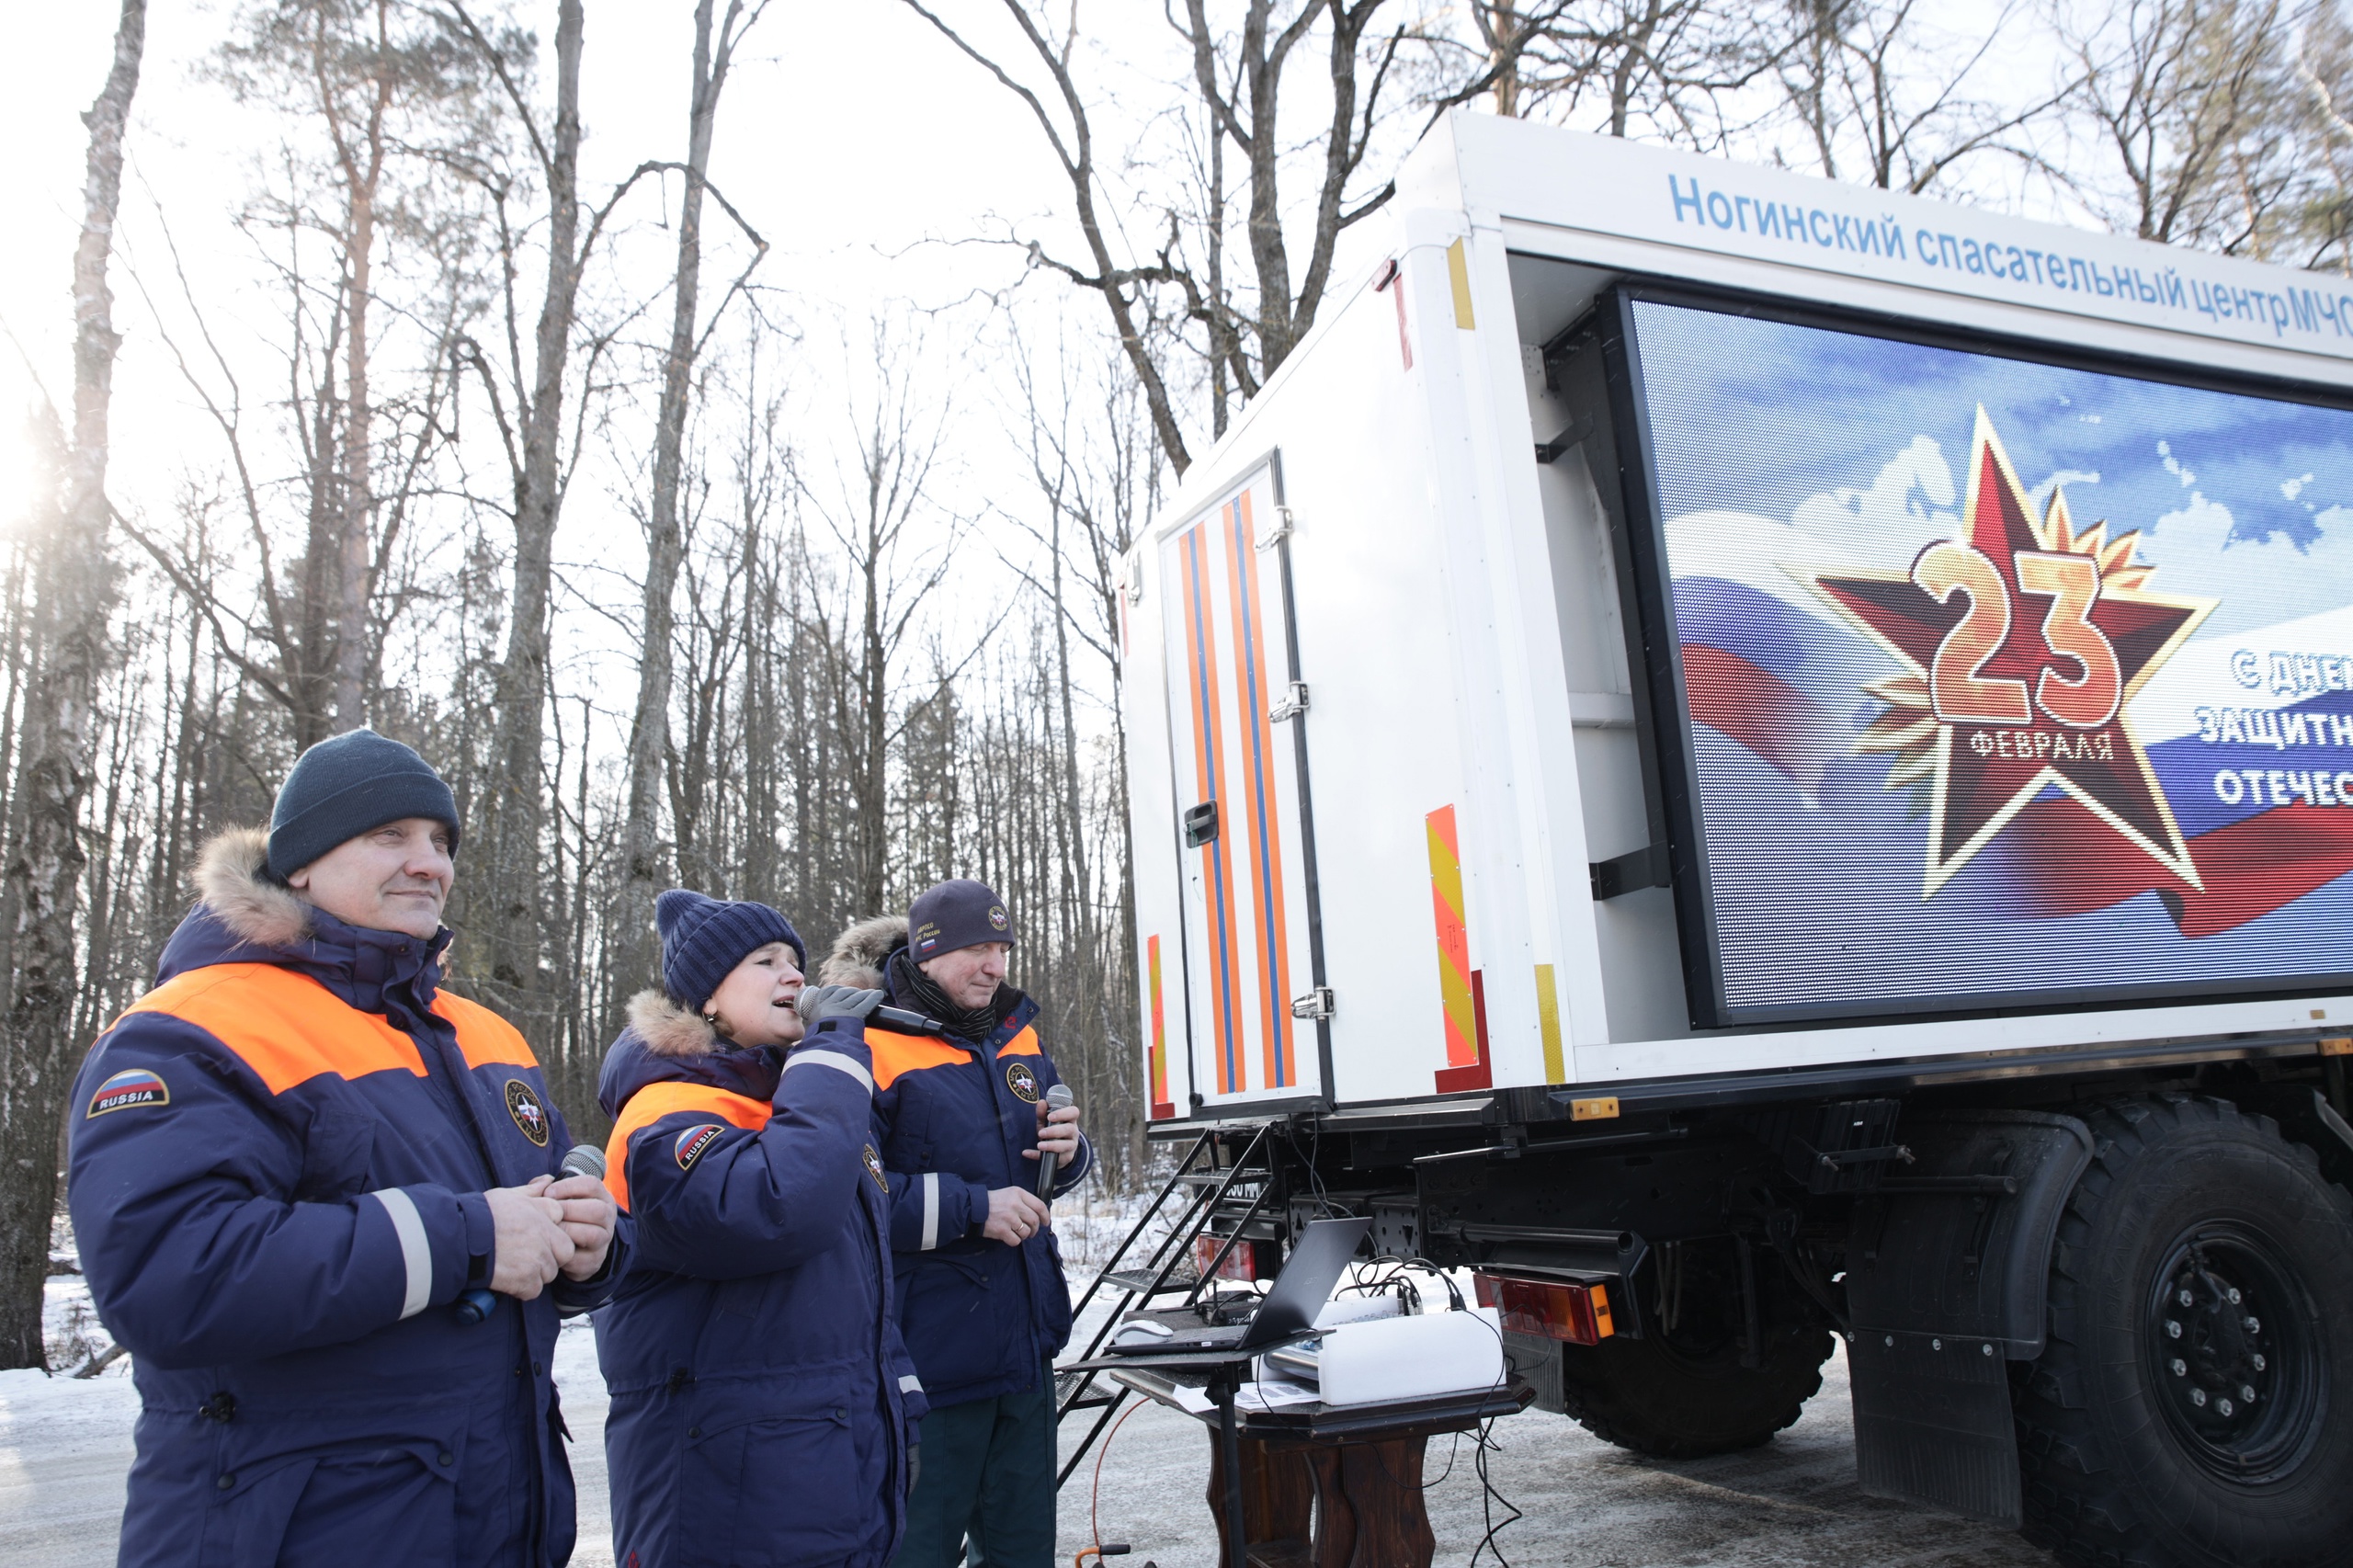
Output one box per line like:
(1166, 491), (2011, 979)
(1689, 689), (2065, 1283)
(1222, 494), (1295, 1090)
(1180, 526), (1245, 1096)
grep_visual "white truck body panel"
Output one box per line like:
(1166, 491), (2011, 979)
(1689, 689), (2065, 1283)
(1120, 112), (2353, 1120)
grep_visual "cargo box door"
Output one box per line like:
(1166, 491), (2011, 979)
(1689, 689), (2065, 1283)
(1158, 462), (1325, 1109)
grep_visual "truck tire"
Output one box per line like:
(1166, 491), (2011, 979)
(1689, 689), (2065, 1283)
(2014, 1094), (2353, 1568)
(1555, 1308), (1834, 1459)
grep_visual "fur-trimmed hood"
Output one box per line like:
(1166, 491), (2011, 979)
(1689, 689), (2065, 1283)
(155, 825), (449, 1011)
(819, 915), (906, 989)
(597, 990), (783, 1120)
(191, 826), (312, 947)
(624, 987), (723, 1058)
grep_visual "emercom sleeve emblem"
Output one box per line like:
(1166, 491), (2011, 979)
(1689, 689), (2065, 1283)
(86, 1068), (169, 1118)
(504, 1079), (551, 1146)
(1005, 1061), (1040, 1103)
(863, 1142), (888, 1192)
(675, 1124), (724, 1171)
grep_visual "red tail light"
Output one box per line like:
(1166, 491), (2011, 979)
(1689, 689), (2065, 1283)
(1473, 1271), (1616, 1346)
(1193, 1234), (1260, 1282)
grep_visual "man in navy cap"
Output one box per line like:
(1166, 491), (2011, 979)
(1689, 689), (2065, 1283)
(69, 728), (622, 1567)
(819, 880), (1092, 1568)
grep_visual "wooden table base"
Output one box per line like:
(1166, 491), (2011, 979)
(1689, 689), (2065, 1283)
(1206, 1431), (1439, 1568)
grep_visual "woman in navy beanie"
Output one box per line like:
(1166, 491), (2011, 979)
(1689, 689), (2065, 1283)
(592, 890), (927, 1568)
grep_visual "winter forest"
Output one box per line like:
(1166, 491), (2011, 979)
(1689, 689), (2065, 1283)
(4, 0), (2352, 1371)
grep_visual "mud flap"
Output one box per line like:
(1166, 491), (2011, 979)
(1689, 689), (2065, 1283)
(1842, 1110), (2093, 1526)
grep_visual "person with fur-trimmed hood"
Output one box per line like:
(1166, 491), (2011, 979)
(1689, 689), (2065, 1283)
(67, 729), (622, 1568)
(819, 881), (1092, 1568)
(593, 889), (926, 1568)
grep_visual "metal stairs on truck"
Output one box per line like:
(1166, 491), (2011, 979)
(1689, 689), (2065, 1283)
(1051, 1121), (1290, 1487)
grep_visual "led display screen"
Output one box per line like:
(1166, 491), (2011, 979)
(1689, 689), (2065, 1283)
(1619, 293), (2353, 1024)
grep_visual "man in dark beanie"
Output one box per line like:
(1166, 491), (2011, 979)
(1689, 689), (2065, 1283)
(819, 880), (1091, 1568)
(67, 728), (623, 1568)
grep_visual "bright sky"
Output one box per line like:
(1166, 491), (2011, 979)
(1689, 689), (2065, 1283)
(0, 1), (1109, 553)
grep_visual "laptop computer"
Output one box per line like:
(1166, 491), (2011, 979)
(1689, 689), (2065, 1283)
(1107, 1217), (1372, 1356)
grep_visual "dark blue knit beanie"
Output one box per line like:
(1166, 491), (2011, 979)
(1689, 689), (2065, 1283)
(657, 890), (804, 1009)
(906, 879), (1015, 961)
(267, 729), (461, 881)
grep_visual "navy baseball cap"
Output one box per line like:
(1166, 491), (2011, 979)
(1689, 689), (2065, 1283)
(906, 880), (1014, 960)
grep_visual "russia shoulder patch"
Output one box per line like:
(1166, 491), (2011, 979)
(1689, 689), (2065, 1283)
(87, 1068), (169, 1119)
(675, 1124), (724, 1171)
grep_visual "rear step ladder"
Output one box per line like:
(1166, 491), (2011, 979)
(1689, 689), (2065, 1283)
(1052, 1121), (1286, 1487)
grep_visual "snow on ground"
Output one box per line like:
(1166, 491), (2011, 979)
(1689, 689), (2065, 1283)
(1052, 1336), (2055, 1568)
(0, 1283), (142, 1567)
(3, 1244), (2059, 1568)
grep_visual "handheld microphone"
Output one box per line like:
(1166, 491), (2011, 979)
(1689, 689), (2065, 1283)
(458, 1144), (608, 1325)
(1034, 1084), (1076, 1199)
(871, 1005), (945, 1036)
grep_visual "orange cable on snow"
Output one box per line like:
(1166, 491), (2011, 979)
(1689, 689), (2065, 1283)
(1074, 1393), (1152, 1568)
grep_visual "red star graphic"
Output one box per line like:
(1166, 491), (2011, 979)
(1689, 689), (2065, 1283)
(1803, 407), (2216, 896)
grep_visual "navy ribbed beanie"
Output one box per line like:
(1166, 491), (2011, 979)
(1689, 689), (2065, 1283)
(267, 729), (461, 881)
(657, 890), (804, 1009)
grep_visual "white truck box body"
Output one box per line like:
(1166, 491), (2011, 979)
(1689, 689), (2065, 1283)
(1120, 111), (2353, 1120)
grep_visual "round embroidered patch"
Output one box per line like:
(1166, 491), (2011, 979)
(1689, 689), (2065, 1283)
(504, 1079), (551, 1146)
(86, 1068), (169, 1119)
(676, 1124), (723, 1170)
(862, 1143), (889, 1191)
(988, 904), (1008, 931)
(1005, 1061), (1040, 1103)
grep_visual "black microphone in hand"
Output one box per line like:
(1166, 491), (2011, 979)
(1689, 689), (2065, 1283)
(871, 1005), (945, 1036)
(1034, 1084), (1076, 1199)
(458, 1144), (607, 1325)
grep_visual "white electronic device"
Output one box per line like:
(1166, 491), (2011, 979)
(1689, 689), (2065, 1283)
(1314, 1307), (1506, 1407)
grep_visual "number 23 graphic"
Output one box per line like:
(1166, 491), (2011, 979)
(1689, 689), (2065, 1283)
(1912, 541), (2122, 729)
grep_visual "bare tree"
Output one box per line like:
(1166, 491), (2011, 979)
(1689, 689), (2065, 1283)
(439, 0), (586, 1040)
(1764, 0), (2071, 195)
(801, 322), (968, 919)
(1454, 0), (1767, 143)
(900, 0), (1493, 473)
(2056, 0), (2305, 251)
(612, 0), (770, 1026)
(0, 0), (144, 1371)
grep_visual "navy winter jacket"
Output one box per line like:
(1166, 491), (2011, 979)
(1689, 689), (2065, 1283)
(594, 989), (926, 1568)
(820, 920), (1094, 1411)
(66, 828), (622, 1568)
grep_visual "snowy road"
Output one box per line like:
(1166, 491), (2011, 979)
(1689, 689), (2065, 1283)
(2, 1320), (2054, 1568)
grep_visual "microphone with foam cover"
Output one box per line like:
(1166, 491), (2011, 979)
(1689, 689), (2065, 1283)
(1034, 1084), (1076, 1200)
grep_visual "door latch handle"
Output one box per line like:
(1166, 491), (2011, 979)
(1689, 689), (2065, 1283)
(1182, 801), (1219, 848)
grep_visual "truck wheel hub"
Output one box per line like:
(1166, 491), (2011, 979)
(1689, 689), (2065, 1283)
(2143, 1224), (2323, 1483)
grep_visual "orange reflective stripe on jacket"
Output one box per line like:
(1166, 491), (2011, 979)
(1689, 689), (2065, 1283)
(865, 1027), (969, 1091)
(995, 1025), (1042, 1059)
(435, 991), (538, 1071)
(119, 962), (539, 1097)
(603, 1082), (771, 1211)
(124, 964), (428, 1094)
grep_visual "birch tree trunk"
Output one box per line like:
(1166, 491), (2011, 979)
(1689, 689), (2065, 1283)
(0, 0), (143, 1370)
